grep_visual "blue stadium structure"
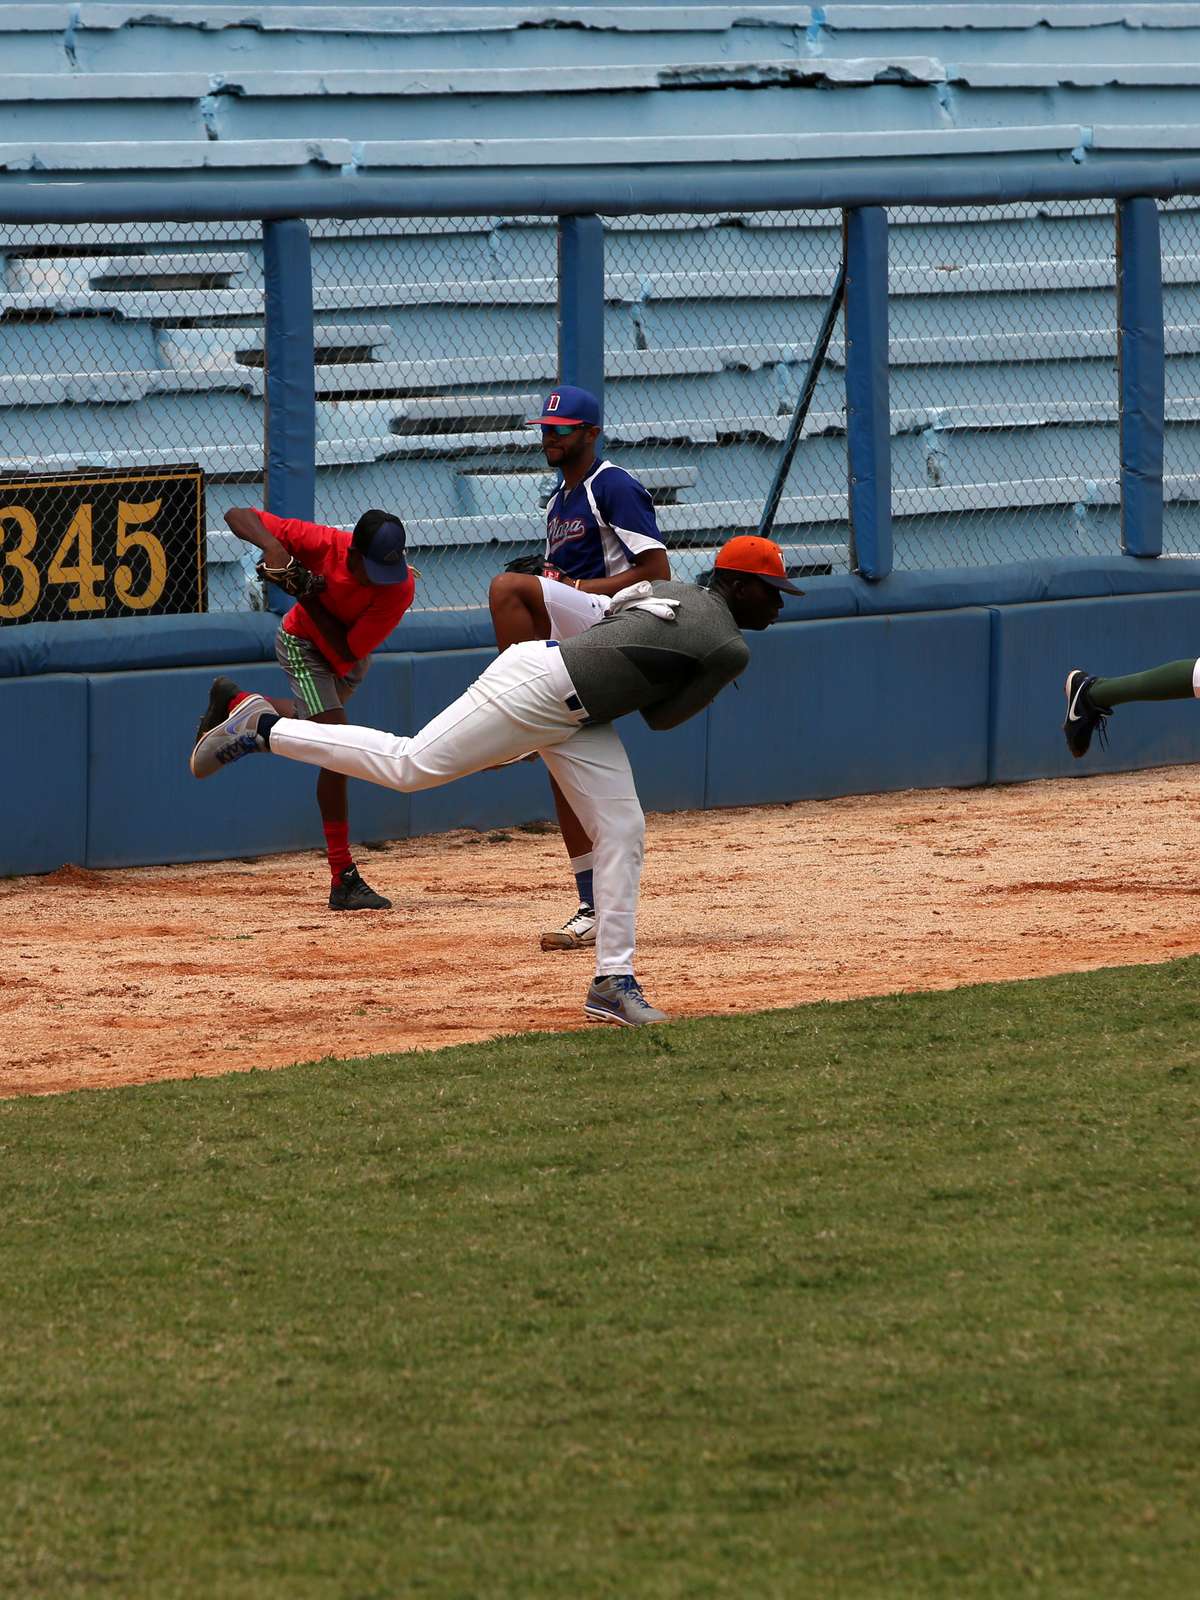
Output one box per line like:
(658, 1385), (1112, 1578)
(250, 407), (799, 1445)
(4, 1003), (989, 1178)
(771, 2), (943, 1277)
(0, 4), (1198, 601)
(7, 3), (1200, 872)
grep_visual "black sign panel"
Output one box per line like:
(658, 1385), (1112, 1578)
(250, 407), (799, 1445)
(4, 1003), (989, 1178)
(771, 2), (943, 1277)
(0, 465), (206, 626)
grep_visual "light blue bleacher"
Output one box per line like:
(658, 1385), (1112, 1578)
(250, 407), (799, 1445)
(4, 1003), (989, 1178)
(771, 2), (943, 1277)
(0, 213), (1163, 596)
(0, 21), (1196, 585)
(5, 197), (1199, 599)
(1, 5), (1200, 609)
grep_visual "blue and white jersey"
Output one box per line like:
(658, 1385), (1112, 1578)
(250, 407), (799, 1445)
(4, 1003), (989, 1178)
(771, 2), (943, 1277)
(544, 460), (666, 580)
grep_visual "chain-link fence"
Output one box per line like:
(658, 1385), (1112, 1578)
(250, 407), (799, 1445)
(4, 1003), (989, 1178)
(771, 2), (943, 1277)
(599, 210), (846, 587)
(1, 199), (1188, 624)
(886, 200), (1120, 570)
(307, 215), (557, 612)
(308, 211), (847, 609)
(0, 220), (265, 624)
(1159, 197), (1200, 559)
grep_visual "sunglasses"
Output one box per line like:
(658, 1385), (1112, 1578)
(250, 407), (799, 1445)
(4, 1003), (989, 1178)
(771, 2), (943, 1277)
(540, 423), (583, 438)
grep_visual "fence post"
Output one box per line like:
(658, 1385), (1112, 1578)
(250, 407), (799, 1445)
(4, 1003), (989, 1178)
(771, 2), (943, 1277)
(558, 215), (605, 408)
(844, 206), (892, 580)
(1116, 197), (1165, 558)
(262, 218), (316, 612)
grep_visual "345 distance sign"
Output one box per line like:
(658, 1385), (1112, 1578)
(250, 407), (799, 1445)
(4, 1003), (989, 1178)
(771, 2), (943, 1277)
(0, 465), (206, 625)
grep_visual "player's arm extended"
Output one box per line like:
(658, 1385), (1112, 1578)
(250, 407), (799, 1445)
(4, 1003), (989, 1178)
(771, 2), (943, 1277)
(573, 546), (669, 598)
(224, 506), (291, 568)
(640, 640), (750, 731)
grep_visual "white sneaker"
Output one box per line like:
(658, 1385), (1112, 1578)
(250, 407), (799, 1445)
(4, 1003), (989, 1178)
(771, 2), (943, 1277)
(540, 903), (596, 951)
(190, 692), (274, 778)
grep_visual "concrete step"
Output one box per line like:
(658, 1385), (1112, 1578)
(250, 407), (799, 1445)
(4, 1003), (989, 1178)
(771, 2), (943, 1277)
(456, 464), (699, 517)
(157, 322), (394, 369)
(1, 6), (1194, 80)
(398, 473), (1200, 548)
(4, 250), (248, 294)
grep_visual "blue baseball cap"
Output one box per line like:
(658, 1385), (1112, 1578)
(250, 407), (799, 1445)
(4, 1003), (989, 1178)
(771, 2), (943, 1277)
(352, 510), (409, 585)
(526, 385), (601, 428)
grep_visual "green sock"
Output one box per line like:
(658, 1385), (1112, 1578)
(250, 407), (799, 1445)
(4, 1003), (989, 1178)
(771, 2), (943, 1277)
(1089, 659), (1197, 708)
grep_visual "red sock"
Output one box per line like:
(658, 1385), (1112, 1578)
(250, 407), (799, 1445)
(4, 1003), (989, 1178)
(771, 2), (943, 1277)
(323, 821), (353, 880)
(228, 691), (252, 712)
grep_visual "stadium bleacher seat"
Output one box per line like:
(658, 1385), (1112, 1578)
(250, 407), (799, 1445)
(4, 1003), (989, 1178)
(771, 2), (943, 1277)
(1, 4), (1200, 603)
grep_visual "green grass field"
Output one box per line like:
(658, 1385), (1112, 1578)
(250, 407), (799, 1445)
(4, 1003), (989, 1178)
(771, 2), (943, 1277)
(2, 959), (1198, 1599)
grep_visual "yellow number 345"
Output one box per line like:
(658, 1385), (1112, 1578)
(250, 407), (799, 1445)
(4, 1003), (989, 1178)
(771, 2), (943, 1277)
(0, 499), (167, 619)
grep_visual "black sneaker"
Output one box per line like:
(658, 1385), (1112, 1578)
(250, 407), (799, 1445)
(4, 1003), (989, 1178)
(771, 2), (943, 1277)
(1063, 669), (1111, 759)
(329, 865), (392, 911)
(194, 676), (241, 746)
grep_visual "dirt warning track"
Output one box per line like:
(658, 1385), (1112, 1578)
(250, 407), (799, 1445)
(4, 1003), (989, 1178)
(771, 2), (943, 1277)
(5, 766), (1200, 1097)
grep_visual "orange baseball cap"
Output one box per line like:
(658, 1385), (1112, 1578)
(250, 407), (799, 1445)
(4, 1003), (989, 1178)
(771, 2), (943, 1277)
(714, 534), (805, 594)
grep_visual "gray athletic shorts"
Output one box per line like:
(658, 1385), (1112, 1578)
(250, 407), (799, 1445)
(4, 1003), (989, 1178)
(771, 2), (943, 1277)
(275, 627), (366, 718)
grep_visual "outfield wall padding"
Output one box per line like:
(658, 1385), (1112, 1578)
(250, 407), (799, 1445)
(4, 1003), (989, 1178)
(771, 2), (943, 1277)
(5, 559), (1200, 684)
(704, 610), (993, 806)
(83, 658), (414, 870)
(7, 584), (1200, 877)
(2, 675), (89, 875)
(0, 607), (497, 681)
(988, 592), (1200, 784)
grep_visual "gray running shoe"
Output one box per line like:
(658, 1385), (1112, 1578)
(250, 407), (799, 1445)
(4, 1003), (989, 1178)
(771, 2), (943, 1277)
(584, 974), (668, 1027)
(329, 865), (392, 912)
(541, 903), (596, 951)
(190, 692), (274, 778)
(1063, 669), (1111, 759)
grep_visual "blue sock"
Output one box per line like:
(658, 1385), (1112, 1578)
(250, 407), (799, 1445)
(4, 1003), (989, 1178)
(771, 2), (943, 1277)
(574, 868), (594, 910)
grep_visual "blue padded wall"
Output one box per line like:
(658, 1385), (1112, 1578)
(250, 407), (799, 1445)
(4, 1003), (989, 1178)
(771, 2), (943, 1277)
(0, 675), (88, 875)
(13, 594), (1200, 878)
(989, 592), (1200, 783)
(705, 611), (993, 806)
(85, 657), (413, 869)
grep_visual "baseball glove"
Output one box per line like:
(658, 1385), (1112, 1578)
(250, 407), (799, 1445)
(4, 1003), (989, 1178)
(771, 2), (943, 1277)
(503, 553), (550, 576)
(504, 554), (573, 584)
(255, 557), (326, 599)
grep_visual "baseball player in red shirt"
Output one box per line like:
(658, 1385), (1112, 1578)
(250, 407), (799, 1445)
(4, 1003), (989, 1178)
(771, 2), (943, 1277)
(194, 506), (415, 910)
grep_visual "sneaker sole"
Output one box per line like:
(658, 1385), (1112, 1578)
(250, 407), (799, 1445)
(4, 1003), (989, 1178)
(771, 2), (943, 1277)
(540, 930), (596, 951)
(189, 726), (226, 779)
(584, 1002), (636, 1026)
(190, 724), (261, 780)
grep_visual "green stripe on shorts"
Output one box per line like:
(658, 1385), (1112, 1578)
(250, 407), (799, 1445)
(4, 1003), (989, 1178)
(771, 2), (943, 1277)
(285, 632), (326, 717)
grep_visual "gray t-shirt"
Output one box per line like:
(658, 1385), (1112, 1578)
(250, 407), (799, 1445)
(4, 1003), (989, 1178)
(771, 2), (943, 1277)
(557, 579), (751, 729)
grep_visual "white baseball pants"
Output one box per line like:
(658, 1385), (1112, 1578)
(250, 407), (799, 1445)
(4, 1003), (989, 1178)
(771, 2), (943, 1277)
(267, 641), (645, 976)
(537, 575), (610, 641)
